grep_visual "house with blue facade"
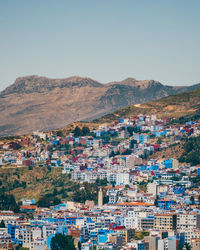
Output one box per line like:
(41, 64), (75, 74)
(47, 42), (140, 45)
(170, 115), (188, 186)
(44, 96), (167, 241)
(158, 199), (175, 209)
(164, 159), (172, 169)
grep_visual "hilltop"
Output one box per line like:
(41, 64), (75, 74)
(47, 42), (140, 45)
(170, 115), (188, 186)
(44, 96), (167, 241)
(0, 75), (200, 136)
(95, 87), (200, 123)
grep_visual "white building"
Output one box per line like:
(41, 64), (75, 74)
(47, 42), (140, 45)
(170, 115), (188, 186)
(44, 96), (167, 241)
(177, 213), (200, 231)
(116, 173), (130, 186)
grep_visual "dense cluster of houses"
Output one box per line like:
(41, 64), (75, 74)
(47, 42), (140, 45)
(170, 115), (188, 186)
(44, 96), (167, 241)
(0, 114), (200, 250)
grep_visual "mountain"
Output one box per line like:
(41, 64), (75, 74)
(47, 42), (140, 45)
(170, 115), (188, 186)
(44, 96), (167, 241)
(0, 75), (200, 136)
(96, 86), (200, 123)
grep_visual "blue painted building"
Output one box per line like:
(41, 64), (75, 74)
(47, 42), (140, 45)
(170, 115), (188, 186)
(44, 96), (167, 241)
(173, 186), (185, 194)
(164, 159), (172, 169)
(140, 165), (147, 171)
(65, 217), (76, 225)
(7, 224), (18, 240)
(133, 134), (149, 144)
(148, 165), (159, 171)
(158, 199), (175, 210)
(98, 229), (113, 243)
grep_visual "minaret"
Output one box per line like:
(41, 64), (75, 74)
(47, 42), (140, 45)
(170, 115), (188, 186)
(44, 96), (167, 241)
(98, 188), (103, 207)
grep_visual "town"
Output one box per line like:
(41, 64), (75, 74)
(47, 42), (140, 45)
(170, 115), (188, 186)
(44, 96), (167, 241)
(0, 114), (200, 250)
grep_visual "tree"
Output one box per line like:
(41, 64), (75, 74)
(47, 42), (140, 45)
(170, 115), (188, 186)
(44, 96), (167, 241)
(179, 136), (200, 165)
(154, 197), (158, 206)
(78, 241), (81, 250)
(82, 126), (90, 136)
(37, 194), (61, 208)
(73, 126), (82, 137)
(56, 131), (64, 137)
(130, 139), (137, 149)
(101, 133), (111, 143)
(95, 178), (107, 186)
(53, 188), (58, 196)
(184, 242), (191, 250)
(121, 149), (132, 155)
(103, 195), (109, 204)
(37, 197), (51, 208)
(0, 220), (5, 228)
(51, 233), (76, 250)
(109, 151), (115, 157)
(0, 193), (20, 212)
(127, 126), (135, 136)
(190, 196), (195, 205)
(157, 138), (162, 144)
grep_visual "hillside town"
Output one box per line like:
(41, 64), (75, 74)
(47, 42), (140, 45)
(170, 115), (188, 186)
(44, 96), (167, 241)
(0, 114), (200, 250)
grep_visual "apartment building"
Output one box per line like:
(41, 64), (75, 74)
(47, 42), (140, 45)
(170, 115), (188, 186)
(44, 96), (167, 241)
(154, 214), (177, 231)
(177, 213), (200, 231)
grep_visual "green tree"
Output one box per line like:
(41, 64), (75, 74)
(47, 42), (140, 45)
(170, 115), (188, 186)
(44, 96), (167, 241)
(154, 196), (158, 206)
(73, 126), (82, 137)
(78, 241), (81, 250)
(0, 193), (20, 212)
(179, 136), (200, 165)
(109, 151), (115, 157)
(121, 149), (132, 155)
(101, 133), (111, 143)
(82, 126), (90, 136)
(184, 242), (191, 250)
(190, 196), (195, 205)
(157, 138), (162, 144)
(37, 197), (51, 208)
(127, 126), (135, 136)
(51, 233), (76, 250)
(130, 139), (137, 149)
(56, 131), (64, 137)
(0, 220), (5, 228)
(53, 188), (58, 196)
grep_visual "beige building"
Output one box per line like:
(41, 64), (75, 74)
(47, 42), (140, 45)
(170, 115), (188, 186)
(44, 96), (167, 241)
(98, 188), (103, 207)
(154, 214), (177, 231)
(147, 182), (157, 196)
(191, 238), (200, 250)
(172, 158), (179, 170)
(85, 200), (95, 209)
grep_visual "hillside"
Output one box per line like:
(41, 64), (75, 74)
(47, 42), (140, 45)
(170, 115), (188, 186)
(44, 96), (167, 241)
(0, 165), (70, 201)
(0, 75), (200, 136)
(96, 87), (200, 123)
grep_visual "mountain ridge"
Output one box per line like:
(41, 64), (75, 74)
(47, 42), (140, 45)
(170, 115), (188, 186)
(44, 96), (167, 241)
(0, 75), (200, 136)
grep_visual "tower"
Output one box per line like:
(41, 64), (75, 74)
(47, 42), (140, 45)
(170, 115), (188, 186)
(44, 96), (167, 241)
(98, 188), (103, 207)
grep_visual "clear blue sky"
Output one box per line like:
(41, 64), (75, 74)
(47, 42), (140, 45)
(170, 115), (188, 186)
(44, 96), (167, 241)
(0, 0), (200, 90)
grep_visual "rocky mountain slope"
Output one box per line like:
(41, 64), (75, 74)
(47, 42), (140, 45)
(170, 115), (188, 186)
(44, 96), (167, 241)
(0, 75), (200, 136)
(96, 86), (200, 123)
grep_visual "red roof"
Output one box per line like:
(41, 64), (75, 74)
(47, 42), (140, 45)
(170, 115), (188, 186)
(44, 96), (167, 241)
(117, 202), (153, 206)
(20, 205), (37, 210)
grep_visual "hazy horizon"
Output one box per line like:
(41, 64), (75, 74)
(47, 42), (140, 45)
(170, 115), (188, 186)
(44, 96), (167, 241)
(0, 0), (200, 91)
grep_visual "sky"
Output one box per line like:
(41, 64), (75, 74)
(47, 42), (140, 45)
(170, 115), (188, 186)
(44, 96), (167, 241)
(0, 0), (200, 91)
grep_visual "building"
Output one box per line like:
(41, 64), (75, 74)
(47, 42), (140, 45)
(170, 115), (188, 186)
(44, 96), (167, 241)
(147, 182), (157, 196)
(139, 216), (154, 231)
(154, 214), (177, 231)
(177, 213), (200, 231)
(191, 238), (200, 250)
(116, 173), (130, 186)
(144, 236), (159, 250)
(98, 188), (103, 208)
(158, 237), (179, 250)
